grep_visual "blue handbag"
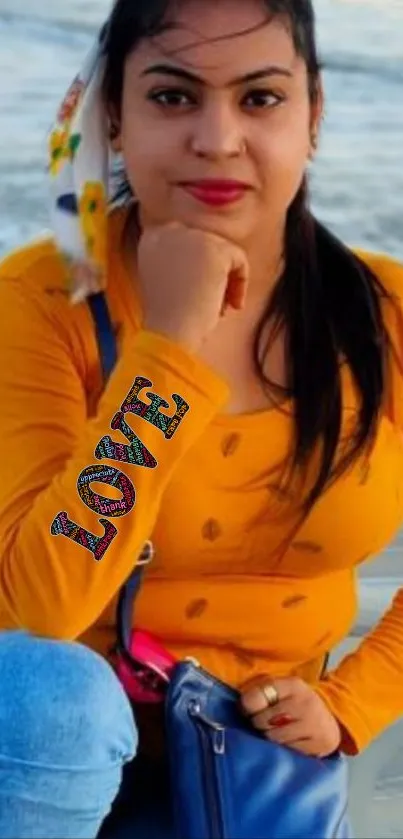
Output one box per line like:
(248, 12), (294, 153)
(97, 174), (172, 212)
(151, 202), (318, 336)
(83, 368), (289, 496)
(88, 292), (352, 839)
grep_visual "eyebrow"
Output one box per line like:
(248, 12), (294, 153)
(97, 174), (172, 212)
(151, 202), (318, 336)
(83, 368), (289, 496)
(140, 63), (293, 86)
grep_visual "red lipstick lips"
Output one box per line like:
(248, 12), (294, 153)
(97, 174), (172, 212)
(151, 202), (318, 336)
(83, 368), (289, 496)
(179, 179), (251, 207)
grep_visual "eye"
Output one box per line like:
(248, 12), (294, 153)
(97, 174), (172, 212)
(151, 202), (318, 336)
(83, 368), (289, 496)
(242, 90), (284, 110)
(147, 88), (196, 109)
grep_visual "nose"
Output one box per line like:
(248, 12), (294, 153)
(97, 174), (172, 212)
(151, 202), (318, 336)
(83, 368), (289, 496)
(189, 99), (246, 160)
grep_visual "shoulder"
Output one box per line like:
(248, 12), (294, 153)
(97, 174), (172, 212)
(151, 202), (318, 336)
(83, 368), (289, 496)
(353, 248), (403, 302)
(0, 209), (129, 390)
(355, 249), (403, 424)
(353, 248), (403, 343)
(0, 236), (91, 381)
(0, 234), (68, 293)
(0, 204), (129, 303)
(0, 235), (73, 337)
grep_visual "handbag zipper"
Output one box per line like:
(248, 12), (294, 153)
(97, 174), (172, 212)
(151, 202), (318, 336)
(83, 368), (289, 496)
(188, 699), (226, 838)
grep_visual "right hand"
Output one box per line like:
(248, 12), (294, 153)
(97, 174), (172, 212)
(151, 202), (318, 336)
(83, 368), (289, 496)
(137, 222), (250, 353)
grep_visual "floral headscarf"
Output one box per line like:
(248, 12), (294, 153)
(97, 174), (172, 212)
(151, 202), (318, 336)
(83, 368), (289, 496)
(48, 23), (113, 305)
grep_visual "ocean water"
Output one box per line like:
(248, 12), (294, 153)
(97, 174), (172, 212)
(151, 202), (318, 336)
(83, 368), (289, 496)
(0, 0), (402, 834)
(0, 0), (402, 259)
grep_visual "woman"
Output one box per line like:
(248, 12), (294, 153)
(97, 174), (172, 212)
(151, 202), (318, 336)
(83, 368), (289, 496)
(0, 0), (402, 836)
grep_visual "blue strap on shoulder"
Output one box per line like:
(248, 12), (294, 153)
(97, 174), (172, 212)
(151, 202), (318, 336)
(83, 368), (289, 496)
(87, 292), (147, 658)
(87, 292), (118, 382)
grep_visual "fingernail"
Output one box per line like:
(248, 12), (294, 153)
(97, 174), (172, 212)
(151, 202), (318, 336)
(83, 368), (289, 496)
(269, 714), (293, 728)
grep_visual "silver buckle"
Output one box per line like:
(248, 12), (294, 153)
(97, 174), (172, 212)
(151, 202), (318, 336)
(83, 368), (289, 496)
(137, 540), (154, 566)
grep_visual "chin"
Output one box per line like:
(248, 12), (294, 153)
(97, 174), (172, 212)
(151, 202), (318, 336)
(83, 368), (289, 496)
(175, 207), (253, 244)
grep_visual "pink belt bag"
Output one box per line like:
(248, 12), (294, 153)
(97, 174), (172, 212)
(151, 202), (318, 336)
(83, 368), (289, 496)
(115, 541), (177, 704)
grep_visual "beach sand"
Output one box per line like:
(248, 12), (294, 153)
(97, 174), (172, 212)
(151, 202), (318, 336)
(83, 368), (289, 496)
(335, 535), (403, 836)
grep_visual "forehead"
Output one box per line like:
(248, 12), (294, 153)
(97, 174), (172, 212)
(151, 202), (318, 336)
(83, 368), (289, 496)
(126, 0), (301, 79)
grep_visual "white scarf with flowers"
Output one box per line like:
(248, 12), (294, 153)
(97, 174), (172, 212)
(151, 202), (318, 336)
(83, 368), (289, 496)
(48, 25), (113, 305)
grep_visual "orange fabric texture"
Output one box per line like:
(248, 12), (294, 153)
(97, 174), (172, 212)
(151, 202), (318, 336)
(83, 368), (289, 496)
(1, 207), (403, 755)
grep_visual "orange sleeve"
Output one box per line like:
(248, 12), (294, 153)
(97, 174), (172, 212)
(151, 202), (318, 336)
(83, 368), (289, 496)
(315, 587), (403, 754)
(0, 271), (230, 640)
(315, 252), (403, 754)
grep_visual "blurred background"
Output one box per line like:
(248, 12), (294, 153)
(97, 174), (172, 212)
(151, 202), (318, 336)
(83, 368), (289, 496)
(0, 0), (402, 835)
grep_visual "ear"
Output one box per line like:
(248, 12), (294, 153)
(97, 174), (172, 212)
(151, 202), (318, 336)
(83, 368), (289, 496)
(106, 103), (123, 153)
(309, 76), (325, 159)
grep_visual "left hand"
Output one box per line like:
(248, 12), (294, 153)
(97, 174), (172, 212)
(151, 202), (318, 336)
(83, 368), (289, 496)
(240, 677), (342, 758)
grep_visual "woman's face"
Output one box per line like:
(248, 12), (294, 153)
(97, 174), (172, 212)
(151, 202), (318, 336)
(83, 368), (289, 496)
(115, 0), (321, 248)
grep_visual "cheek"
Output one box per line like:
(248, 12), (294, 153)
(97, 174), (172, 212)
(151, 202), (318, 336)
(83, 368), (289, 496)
(255, 100), (311, 172)
(121, 136), (163, 198)
(120, 122), (178, 199)
(256, 124), (310, 197)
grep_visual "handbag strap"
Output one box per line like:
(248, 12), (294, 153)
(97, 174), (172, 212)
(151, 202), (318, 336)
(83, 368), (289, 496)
(87, 292), (150, 658)
(88, 292), (118, 383)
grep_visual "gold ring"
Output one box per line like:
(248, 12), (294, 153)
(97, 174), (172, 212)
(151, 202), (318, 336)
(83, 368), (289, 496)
(261, 684), (280, 708)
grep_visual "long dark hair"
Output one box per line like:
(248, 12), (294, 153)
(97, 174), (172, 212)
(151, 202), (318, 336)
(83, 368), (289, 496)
(101, 0), (391, 512)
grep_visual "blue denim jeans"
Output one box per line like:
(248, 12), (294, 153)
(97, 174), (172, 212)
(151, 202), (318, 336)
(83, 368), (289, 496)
(0, 630), (175, 838)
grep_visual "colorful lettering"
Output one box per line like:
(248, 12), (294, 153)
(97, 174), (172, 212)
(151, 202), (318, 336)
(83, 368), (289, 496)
(121, 376), (190, 438)
(96, 412), (157, 468)
(50, 511), (117, 562)
(77, 464), (135, 517)
(50, 375), (190, 562)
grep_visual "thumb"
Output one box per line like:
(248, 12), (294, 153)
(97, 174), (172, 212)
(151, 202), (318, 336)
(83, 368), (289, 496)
(225, 269), (248, 311)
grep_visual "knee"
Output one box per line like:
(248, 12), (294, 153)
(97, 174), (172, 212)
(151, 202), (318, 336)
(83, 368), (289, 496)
(0, 630), (137, 768)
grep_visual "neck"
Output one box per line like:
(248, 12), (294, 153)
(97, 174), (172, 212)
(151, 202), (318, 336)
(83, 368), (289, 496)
(239, 216), (285, 312)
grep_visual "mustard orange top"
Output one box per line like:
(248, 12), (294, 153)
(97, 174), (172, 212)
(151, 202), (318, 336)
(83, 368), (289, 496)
(1, 207), (403, 755)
